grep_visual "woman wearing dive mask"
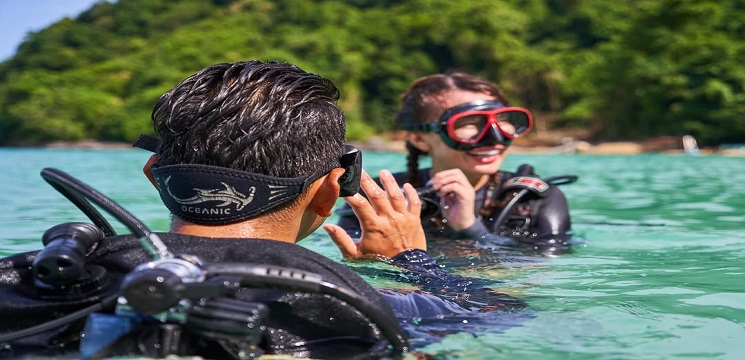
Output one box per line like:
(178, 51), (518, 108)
(338, 71), (576, 253)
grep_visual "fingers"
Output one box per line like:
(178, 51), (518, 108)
(338, 169), (428, 260)
(437, 181), (470, 197)
(358, 170), (391, 214)
(358, 169), (408, 215)
(402, 183), (421, 217)
(428, 169), (477, 231)
(430, 169), (471, 192)
(378, 170), (408, 213)
(430, 169), (474, 201)
(323, 224), (358, 260)
(342, 191), (381, 230)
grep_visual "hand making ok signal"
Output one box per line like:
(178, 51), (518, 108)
(323, 169), (427, 260)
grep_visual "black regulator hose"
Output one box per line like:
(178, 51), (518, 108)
(41, 168), (172, 259)
(42, 174), (116, 237)
(40, 168), (153, 238)
(0, 294), (119, 343)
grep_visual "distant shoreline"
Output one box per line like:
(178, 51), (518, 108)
(350, 134), (744, 156)
(12, 138), (740, 157)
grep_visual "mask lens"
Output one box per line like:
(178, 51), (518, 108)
(451, 114), (488, 142)
(497, 110), (531, 138)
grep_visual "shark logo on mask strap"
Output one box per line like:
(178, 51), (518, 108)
(151, 163), (313, 224)
(162, 176), (256, 211)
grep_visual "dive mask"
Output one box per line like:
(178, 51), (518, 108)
(403, 100), (533, 151)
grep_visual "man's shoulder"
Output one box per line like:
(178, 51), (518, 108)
(147, 234), (330, 265)
(88, 233), (338, 272)
(88, 232), (389, 308)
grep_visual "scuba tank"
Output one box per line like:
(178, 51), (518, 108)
(0, 168), (408, 359)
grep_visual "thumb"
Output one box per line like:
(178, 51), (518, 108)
(323, 224), (358, 260)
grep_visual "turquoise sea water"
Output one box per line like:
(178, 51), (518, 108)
(1, 148), (744, 359)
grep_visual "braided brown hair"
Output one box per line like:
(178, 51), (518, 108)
(395, 71), (511, 216)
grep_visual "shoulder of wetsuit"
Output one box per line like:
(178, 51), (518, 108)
(90, 232), (398, 319)
(158, 234), (389, 302)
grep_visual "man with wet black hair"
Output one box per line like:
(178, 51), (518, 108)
(141, 60), (426, 259)
(136, 60), (428, 356)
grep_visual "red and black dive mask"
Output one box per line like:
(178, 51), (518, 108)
(132, 135), (361, 225)
(403, 100), (533, 151)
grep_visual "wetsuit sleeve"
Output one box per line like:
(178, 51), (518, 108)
(377, 289), (475, 319)
(390, 248), (443, 274)
(389, 249), (525, 312)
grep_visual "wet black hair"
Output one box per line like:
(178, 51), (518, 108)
(152, 60), (345, 179)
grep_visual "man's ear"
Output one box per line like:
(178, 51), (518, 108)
(406, 132), (431, 153)
(311, 168), (345, 217)
(143, 154), (158, 189)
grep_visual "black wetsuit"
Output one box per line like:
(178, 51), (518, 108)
(0, 232), (524, 358)
(337, 165), (574, 253)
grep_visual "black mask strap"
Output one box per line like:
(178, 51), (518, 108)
(151, 164), (327, 224)
(132, 134), (160, 152)
(134, 134), (361, 223)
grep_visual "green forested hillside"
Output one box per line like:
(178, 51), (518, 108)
(1, 0), (743, 146)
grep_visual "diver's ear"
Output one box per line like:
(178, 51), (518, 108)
(312, 168), (345, 217)
(406, 132), (431, 153)
(143, 154), (158, 189)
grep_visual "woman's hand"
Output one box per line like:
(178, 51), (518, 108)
(323, 169), (426, 260)
(429, 169), (477, 231)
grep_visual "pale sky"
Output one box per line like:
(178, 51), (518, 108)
(0, 0), (108, 61)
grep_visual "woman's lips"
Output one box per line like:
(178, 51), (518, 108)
(467, 146), (505, 157)
(466, 146), (506, 164)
